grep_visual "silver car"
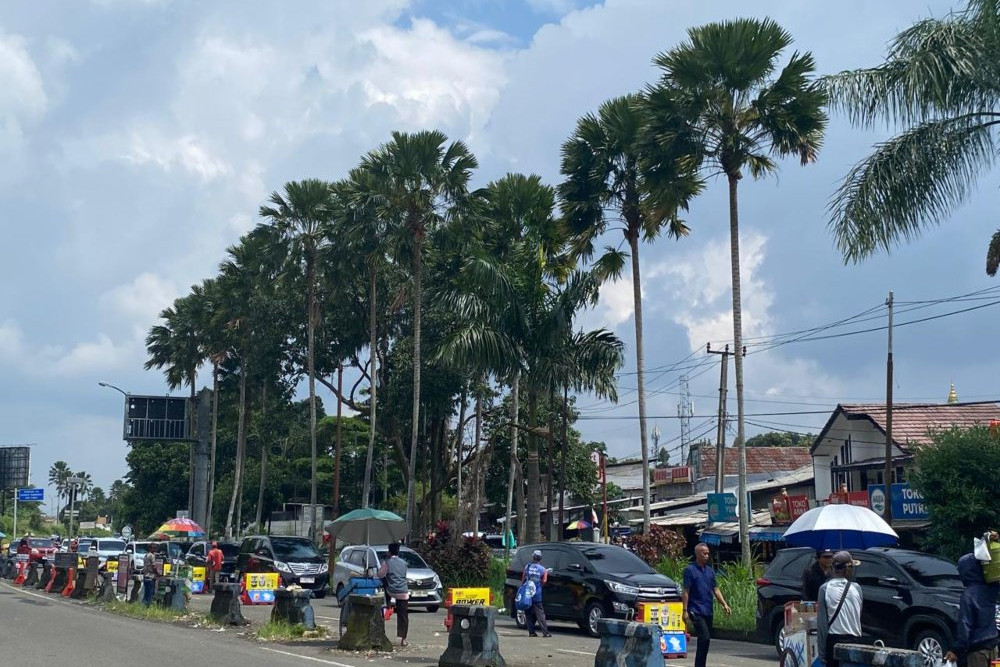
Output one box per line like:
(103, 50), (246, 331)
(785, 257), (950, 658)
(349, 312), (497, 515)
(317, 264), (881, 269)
(333, 545), (444, 612)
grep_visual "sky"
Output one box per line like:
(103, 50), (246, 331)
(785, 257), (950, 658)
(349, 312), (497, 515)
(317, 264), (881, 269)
(3, 0), (999, 505)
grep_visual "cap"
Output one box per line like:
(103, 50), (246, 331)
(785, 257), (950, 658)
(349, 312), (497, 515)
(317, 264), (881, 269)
(818, 549), (835, 557)
(831, 551), (860, 569)
(532, 549), (543, 560)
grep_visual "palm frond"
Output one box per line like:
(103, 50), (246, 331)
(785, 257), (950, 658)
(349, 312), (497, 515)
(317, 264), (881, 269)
(987, 228), (1000, 276)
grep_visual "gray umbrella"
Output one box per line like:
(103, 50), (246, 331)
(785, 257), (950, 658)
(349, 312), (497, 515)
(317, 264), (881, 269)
(324, 508), (408, 545)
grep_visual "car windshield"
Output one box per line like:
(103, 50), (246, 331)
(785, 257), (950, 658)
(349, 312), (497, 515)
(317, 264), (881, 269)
(133, 543), (150, 554)
(220, 544), (239, 558)
(98, 540), (126, 552)
(376, 550), (428, 569)
(580, 546), (655, 574)
(270, 538), (322, 560)
(29, 539), (54, 548)
(886, 551), (962, 588)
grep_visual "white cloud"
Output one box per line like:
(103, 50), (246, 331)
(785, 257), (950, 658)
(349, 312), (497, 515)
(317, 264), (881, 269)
(0, 32), (47, 162)
(47, 333), (125, 377)
(526, 0), (577, 14)
(122, 129), (231, 181)
(99, 272), (179, 325)
(0, 320), (26, 363)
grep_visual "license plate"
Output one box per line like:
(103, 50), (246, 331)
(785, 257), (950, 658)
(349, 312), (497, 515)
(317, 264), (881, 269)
(410, 592), (427, 598)
(300, 577), (315, 584)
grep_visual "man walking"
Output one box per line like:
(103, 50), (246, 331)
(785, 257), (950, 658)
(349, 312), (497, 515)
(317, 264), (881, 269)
(379, 542), (410, 647)
(817, 551), (863, 667)
(206, 541), (224, 593)
(683, 543), (731, 667)
(522, 550), (551, 638)
(945, 553), (1000, 667)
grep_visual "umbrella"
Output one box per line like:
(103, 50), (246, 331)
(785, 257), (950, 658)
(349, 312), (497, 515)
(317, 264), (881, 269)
(324, 508), (408, 546)
(148, 517), (205, 540)
(783, 504), (898, 550)
(566, 520), (592, 531)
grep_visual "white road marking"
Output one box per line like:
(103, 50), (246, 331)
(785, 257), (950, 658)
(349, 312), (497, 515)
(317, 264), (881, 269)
(557, 648), (597, 656)
(258, 646), (357, 667)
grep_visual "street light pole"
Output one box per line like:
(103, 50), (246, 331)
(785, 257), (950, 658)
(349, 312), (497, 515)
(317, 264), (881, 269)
(67, 476), (83, 537)
(98, 381), (129, 397)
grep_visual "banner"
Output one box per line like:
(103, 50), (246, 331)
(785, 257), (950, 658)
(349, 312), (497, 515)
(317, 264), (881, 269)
(867, 483), (929, 520)
(446, 587), (490, 606)
(244, 572), (280, 604)
(191, 567), (207, 593)
(116, 555), (130, 595)
(707, 493), (738, 522)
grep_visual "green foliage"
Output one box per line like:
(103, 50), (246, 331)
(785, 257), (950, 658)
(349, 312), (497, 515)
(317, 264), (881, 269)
(414, 522), (493, 588)
(912, 426), (1000, 561)
(745, 431), (815, 448)
(489, 557), (508, 607)
(119, 441), (190, 535)
(626, 525), (686, 565)
(102, 599), (189, 623)
(714, 560), (758, 632)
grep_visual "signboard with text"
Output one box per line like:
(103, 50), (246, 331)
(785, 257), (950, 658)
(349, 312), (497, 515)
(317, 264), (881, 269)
(707, 493), (738, 523)
(770, 494), (811, 525)
(867, 483), (929, 520)
(244, 572), (280, 604)
(829, 490), (871, 508)
(16, 488), (43, 502)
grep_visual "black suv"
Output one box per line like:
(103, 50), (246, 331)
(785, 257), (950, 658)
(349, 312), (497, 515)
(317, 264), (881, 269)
(756, 546), (996, 664)
(235, 535), (329, 598)
(185, 540), (240, 582)
(503, 542), (680, 637)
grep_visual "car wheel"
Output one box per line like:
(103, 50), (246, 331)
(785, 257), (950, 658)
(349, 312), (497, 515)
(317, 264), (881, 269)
(773, 617), (787, 657)
(778, 648), (799, 667)
(514, 609), (527, 629)
(912, 627), (947, 667)
(426, 605), (439, 613)
(582, 601), (607, 638)
(335, 583), (344, 606)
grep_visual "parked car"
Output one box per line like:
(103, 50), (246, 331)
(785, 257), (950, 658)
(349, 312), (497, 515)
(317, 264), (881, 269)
(16, 537), (58, 563)
(756, 546), (1000, 664)
(123, 541), (188, 570)
(502, 542), (681, 637)
(333, 545), (444, 612)
(235, 535), (329, 598)
(86, 538), (127, 570)
(185, 540), (239, 582)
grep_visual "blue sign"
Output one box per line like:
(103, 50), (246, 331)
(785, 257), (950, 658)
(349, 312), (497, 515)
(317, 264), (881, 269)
(707, 493), (738, 522)
(866, 483), (928, 520)
(17, 488), (44, 502)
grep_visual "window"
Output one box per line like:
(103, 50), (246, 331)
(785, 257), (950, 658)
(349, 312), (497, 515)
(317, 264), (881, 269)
(539, 548), (568, 570)
(579, 546), (655, 574)
(375, 549), (427, 569)
(885, 552), (960, 588)
(853, 554), (901, 586)
(189, 544), (204, 557)
(269, 537), (323, 561)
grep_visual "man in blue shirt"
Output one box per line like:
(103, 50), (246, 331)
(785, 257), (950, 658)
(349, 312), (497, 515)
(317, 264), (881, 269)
(683, 542), (731, 667)
(522, 549), (550, 637)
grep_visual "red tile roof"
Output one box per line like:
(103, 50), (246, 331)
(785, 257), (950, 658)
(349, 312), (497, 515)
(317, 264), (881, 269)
(832, 402), (1000, 451)
(699, 446), (812, 477)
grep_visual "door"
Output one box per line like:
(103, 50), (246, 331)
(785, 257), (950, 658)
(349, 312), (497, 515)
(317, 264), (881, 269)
(853, 552), (908, 645)
(187, 543), (206, 568)
(537, 547), (572, 619)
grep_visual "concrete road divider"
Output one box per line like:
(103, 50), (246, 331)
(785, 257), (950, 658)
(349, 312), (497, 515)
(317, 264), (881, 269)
(23, 562), (41, 587)
(47, 566), (68, 593)
(95, 572), (117, 603)
(209, 582), (248, 625)
(36, 563), (52, 590)
(833, 643), (925, 667)
(594, 619), (663, 667)
(271, 588), (316, 630)
(338, 594), (393, 652)
(156, 577), (187, 611)
(70, 568), (89, 599)
(438, 605), (506, 667)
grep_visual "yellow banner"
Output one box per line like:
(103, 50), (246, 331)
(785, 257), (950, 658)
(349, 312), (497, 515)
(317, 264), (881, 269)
(637, 601), (685, 633)
(448, 587), (490, 606)
(245, 572), (280, 591)
(106, 560), (118, 572)
(192, 567), (206, 582)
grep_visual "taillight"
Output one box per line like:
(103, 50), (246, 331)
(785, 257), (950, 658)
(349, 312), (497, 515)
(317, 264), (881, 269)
(755, 577), (771, 587)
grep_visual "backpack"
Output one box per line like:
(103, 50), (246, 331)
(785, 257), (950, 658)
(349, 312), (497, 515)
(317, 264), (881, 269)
(514, 580), (537, 611)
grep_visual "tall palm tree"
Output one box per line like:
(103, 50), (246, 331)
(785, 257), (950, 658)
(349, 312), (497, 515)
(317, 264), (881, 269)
(825, 0), (1000, 273)
(48, 461), (71, 513)
(259, 179), (334, 540)
(360, 130), (478, 530)
(649, 18), (827, 562)
(145, 290), (207, 400)
(559, 94), (698, 533)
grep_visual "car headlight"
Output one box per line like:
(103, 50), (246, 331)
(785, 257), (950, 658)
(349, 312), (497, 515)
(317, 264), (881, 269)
(318, 563), (329, 574)
(605, 580), (640, 596)
(433, 575), (442, 587)
(274, 561), (293, 574)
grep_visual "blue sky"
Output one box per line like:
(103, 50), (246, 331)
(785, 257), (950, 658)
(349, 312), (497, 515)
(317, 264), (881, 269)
(2, 0), (997, 503)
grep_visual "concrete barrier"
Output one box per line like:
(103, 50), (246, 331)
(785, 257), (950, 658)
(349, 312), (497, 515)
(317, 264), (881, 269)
(833, 643), (925, 667)
(156, 577), (187, 611)
(47, 566), (68, 593)
(127, 575), (143, 603)
(95, 572), (117, 603)
(438, 605), (506, 667)
(271, 589), (316, 630)
(338, 594), (393, 652)
(593, 619), (663, 667)
(36, 563), (53, 590)
(23, 562), (41, 587)
(209, 583), (248, 625)
(70, 568), (89, 599)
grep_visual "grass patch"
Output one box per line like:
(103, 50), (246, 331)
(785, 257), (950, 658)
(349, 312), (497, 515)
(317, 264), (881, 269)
(255, 620), (327, 641)
(102, 599), (191, 623)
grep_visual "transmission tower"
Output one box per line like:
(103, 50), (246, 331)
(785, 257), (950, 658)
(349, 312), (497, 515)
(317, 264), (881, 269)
(651, 424), (661, 466)
(677, 375), (694, 466)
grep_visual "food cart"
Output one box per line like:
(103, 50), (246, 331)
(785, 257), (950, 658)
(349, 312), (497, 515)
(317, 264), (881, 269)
(778, 601), (819, 667)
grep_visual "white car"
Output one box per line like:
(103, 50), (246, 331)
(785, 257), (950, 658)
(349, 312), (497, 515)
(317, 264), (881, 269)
(333, 545), (444, 612)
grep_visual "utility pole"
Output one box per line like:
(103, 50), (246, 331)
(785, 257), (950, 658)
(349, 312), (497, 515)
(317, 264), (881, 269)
(651, 424), (661, 466)
(707, 344), (733, 494)
(67, 476), (83, 537)
(883, 291), (894, 525)
(677, 377), (693, 468)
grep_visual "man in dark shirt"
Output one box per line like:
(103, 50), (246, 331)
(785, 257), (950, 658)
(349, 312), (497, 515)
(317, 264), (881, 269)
(683, 542), (732, 667)
(802, 549), (834, 602)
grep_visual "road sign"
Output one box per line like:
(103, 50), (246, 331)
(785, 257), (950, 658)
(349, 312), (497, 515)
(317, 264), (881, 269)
(17, 488), (44, 502)
(121, 525), (133, 540)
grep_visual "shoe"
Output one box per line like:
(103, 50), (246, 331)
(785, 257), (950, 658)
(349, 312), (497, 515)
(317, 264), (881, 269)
(542, 633), (552, 638)
(400, 639), (408, 647)
(529, 633), (538, 637)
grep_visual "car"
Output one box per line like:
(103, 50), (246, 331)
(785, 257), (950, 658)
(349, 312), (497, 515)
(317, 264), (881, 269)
(87, 538), (127, 568)
(123, 541), (188, 570)
(235, 535), (330, 598)
(755, 546), (999, 665)
(185, 540), (240, 582)
(333, 545), (444, 612)
(502, 542), (681, 637)
(16, 537), (58, 563)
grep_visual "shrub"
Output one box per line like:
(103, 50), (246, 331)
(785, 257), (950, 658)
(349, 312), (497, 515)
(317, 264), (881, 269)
(626, 525), (686, 565)
(414, 521), (493, 588)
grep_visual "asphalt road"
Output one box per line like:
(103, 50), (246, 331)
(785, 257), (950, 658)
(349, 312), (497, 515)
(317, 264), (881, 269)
(1, 580), (778, 667)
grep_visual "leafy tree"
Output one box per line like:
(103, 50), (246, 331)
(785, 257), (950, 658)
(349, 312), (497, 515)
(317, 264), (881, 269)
(648, 18), (827, 563)
(745, 431), (815, 447)
(911, 426), (1000, 561)
(825, 0), (1000, 274)
(120, 441), (190, 535)
(48, 461), (71, 513)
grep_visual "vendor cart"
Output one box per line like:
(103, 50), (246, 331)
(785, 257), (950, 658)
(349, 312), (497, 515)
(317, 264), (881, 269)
(778, 601), (819, 667)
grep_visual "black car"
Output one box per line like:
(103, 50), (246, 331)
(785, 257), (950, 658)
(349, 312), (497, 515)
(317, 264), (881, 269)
(185, 540), (239, 582)
(503, 542), (680, 637)
(756, 546), (996, 664)
(235, 535), (329, 598)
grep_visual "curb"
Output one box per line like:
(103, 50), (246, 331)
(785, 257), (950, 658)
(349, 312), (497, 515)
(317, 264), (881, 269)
(712, 628), (764, 644)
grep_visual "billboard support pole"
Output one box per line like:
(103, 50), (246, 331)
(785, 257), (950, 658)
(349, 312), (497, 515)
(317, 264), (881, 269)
(13, 489), (17, 539)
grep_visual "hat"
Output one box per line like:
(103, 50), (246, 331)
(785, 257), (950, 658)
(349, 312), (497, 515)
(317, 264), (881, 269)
(831, 551), (860, 570)
(532, 549), (543, 560)
(817, 549), (835, 557)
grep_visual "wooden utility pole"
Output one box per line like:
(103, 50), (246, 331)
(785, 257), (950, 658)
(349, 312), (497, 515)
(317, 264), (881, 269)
(707, 344), (733, 494)
(883, 291), (894, 524)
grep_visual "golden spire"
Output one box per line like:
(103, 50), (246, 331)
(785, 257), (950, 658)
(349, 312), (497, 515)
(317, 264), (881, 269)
(947, 382), (958, 404)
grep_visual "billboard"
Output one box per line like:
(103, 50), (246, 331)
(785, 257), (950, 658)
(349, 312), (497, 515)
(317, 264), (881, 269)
(124, 396), (190, 440)
(867, 483), (929, 520)
(0, 446), (30, 489)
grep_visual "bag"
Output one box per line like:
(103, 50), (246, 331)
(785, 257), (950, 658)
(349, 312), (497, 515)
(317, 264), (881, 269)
(514, 580), (536, 611)
(975, 536), (991, 562)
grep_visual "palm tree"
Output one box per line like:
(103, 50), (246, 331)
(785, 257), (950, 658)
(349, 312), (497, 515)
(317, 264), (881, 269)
(825, 0), (1000, 273)
(649, 18), (827, 562)
(145, 290), (207, 400)
(259, 179), (334, 540)
(559, 94), (697, 533)
(48, 461), (71, 513)
(360, 130), (478, 530)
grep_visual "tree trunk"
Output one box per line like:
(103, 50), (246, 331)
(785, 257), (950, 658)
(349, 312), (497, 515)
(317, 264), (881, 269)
(503, 370), (521, 558)
(362, 267), (378, 508)
(307, 252), (319, 540)
(545, 384), (556, 541)
(225, 360), (248, 539)
(526, 388), (540, 542)
(255, 385), (268, 530)
(429, 418), (442, 525)
(727, 174), (750, 567)
(406, 243), (423, 536)
(452, 388), (468, 534)
(628, 230), (651, 534)
(188, 379), (196, 520)
(206, 361), (219, 537)
(333, 364), (343, 515)
(558, 383), (569, 541)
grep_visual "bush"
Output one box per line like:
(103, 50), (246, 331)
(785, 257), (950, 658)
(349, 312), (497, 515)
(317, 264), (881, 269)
(414, 521), (493, 588)
(626, 525), (686, 565)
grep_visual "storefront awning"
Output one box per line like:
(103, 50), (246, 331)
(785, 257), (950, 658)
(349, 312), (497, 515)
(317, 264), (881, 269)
(699, 522), (740, 545)
(748, 525), (788, 542)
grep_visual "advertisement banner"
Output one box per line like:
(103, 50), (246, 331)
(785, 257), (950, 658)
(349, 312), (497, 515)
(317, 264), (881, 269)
(244, 572), (280, 604)
(446, 587), (490, 606)
(867, 483), (929, 520)
(116, 555), (130, 595)
(829, 490), (870, 508)
(191, 566), (207, 593)
(707, 493), (738, 523)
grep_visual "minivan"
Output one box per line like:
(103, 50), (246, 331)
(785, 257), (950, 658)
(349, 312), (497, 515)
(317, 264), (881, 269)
(235, 535), (329, 598)
(333, 544), (444, 611)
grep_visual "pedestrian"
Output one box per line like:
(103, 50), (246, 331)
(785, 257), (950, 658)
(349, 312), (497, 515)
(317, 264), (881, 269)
(522, 549), (551, 638)
(945, 553), (1000, 667)
(682, 542), (732, 667)
(817, 551), (863, 667)
(206, 541), (224, 593)
(142, 543), (159, 606)
(378, 542), (409, 647)
(802, 549), (835, 602)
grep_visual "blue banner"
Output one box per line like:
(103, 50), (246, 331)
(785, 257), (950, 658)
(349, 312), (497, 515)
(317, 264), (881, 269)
(17, 488), (43, 501)
(866, 483), (928, 520)
(707, 493), (738, 522)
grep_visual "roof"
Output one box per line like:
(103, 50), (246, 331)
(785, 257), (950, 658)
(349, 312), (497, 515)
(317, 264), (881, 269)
(812, 401), (1000, 453)
(699, 446), (812, 477)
